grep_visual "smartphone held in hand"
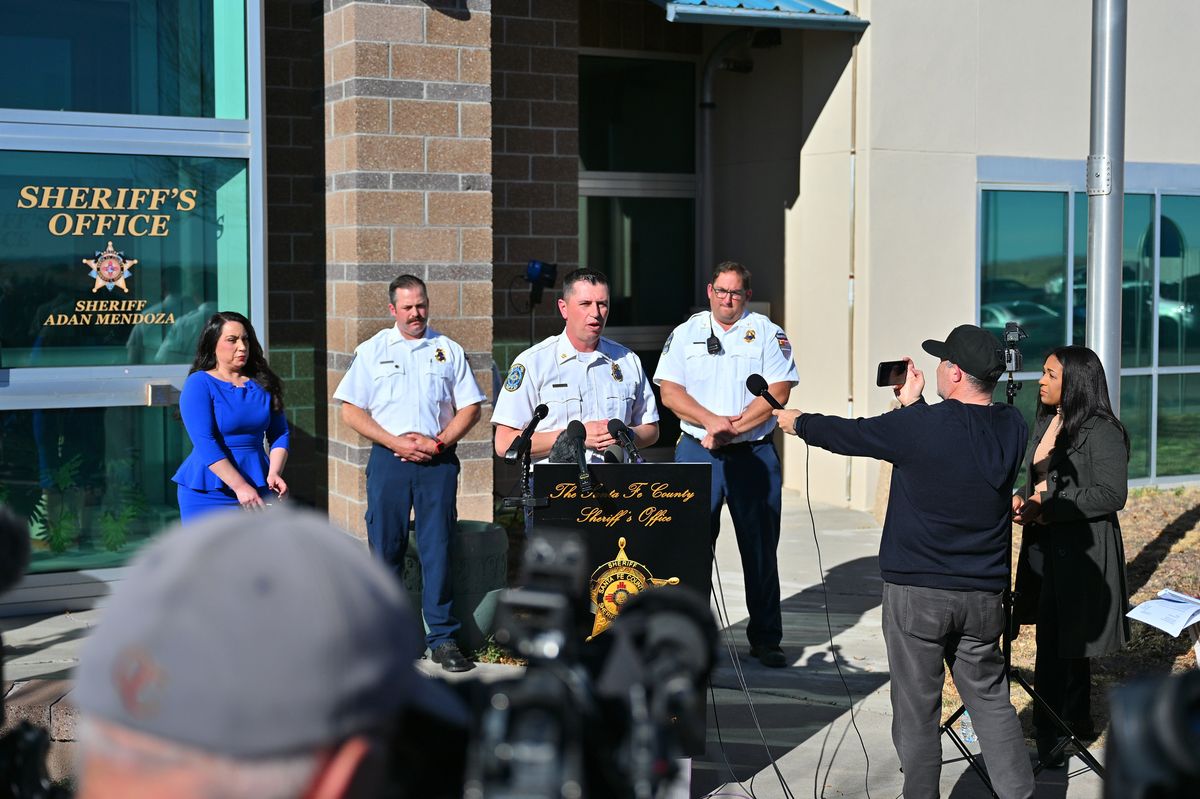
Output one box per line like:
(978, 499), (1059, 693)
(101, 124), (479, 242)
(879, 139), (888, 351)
(876, 360), (907, 387)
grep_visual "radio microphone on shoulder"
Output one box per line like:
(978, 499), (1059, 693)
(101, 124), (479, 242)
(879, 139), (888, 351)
(745, 374), (784, 410)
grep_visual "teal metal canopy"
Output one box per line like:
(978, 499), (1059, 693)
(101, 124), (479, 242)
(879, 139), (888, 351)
(649, 0), (868, 31)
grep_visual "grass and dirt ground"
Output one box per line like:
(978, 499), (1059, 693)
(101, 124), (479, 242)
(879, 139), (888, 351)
(943, 485), (1200, 748)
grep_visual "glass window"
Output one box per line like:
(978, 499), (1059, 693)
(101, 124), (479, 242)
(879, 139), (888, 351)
(1157, 196), (1200, 367)
(579, 56), (695, 174)
(0, 150), (249, 369)
(1156, 373), (1200, 476)
(0, 0), (246, 119)
(0, 405), (186, 573)
(1072, 194), (1155, 367)
(580, 196), (695, 327)
(980, 191), (1067, 363)
(1121, 374), (1151, 479)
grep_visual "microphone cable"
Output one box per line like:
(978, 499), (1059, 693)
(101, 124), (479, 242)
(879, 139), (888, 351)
(800, 439), (873, 799)
(706, 543), (796, 799)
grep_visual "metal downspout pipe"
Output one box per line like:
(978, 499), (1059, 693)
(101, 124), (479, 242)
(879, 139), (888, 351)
(1086, 0), (1128, 411)
(700, 30), (754, 279)
(845, 10), (860, 504)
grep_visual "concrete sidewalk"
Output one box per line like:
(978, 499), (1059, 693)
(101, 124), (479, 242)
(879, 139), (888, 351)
(2, 490), (1107, 796)
(695, 490), (1105, 798)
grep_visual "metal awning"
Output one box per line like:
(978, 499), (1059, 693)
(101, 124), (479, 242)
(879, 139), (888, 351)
(648, 0), (869, 32)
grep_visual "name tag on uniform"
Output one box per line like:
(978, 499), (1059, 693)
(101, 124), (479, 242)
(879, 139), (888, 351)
(552, 383), (568, 388)
(379, 360), (394, 364)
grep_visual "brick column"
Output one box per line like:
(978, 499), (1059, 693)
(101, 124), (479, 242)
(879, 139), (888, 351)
(491, 0), (579, 369)
(325, 1), (494, 537)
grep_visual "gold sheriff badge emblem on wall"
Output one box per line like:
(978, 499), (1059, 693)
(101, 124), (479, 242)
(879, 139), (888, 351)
(587, 537), (679, 641)
(84, 241), (137, 293)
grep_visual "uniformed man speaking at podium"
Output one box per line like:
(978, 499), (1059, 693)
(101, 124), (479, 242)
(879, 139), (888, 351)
(493, 268), (659, 463)
(654, 261), (798, 668)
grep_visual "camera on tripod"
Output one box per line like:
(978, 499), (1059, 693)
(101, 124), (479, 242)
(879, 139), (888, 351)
(1001, 321), (1026, 374)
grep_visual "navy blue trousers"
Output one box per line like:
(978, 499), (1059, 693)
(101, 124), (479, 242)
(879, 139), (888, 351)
(365, 443), (460, 648)
(676, 434), (783, 649)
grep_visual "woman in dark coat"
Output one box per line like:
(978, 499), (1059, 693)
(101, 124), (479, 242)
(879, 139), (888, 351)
(1013, 345), (1130, 765)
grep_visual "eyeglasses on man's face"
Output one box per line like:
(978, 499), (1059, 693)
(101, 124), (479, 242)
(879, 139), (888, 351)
(712, 287), (746, 300)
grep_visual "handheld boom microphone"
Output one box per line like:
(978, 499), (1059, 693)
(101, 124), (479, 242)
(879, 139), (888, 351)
(745, 374), (784, 410)
(565, 420), (593, 493)
(505, 403), (549, 463)
(607, 418), (644, 464)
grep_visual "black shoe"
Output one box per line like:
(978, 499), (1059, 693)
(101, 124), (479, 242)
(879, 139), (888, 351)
(430, 642), (474, 673)
(749, 645), (788, 668)
(1036, 734), (1067, 769)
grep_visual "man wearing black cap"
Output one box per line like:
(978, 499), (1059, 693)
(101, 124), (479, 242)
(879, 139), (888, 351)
(774, 324), (1035, 799)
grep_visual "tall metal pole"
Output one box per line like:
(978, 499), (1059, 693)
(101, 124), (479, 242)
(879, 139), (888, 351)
(1086, 0), (1128, 411)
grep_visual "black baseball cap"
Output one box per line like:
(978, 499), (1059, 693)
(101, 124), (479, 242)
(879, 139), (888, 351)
(922, 324), (1004, 380)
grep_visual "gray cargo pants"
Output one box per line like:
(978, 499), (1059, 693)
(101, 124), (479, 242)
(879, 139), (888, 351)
(882, 582), (1035, 799)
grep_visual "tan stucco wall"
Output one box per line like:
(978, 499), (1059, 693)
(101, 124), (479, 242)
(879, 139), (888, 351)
(771, 0), (1200, 507)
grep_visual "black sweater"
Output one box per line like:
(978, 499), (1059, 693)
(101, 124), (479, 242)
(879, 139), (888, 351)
(795, 398), (1028, 591)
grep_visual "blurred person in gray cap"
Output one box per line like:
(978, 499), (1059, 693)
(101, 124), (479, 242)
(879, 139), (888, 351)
(72, 506), (467, 799)
(774, 324), (1036, 799)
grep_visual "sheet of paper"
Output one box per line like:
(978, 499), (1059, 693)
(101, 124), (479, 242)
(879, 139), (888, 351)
(1127, 593), (1200, 638)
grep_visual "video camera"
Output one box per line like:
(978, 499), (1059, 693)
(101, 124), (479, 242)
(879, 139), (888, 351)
(1001, 321), (1026, 374)
(464, 530), (718, 799)
(1105, 670), (1200, 799)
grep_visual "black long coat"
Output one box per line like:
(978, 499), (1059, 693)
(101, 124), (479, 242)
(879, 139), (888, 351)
(1013, 414), (1131, 658)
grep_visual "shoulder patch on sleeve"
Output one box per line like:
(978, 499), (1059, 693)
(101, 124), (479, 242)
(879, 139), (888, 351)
(503, 363), (526, 392)
(775, 331), (792, 353)
(662, 332), (674, 354)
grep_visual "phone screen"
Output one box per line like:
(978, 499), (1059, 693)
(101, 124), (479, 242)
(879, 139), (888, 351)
(876, 360), (907, 387)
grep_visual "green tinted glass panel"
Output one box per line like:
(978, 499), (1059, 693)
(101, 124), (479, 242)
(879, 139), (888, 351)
(0, 151), (249, 368)
(1072, 194), (1155, 367)
(580, 196), (694, 326)
(980, 191), (1067, 363)
(1157, 196), (1200, 367)
(579, 56), (695, 174)
(1121, 374), (1151, 479)
(0, 405), (186, 574)
(1156, 373), (1200, 476)
(0, 0), (246, 119)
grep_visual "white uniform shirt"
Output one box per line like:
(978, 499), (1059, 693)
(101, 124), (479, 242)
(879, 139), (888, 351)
(654, 310), (799, 443)
(493, 331), (660, 463)
(333, 325), (485, 437)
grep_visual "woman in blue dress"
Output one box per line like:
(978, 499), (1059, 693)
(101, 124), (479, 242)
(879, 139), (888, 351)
(173, 311), (290, 521)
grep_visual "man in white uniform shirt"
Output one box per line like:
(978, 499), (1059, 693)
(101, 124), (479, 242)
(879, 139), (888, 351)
(654, 261), (798, 667)
(493, 268), (659, 465)
(333, 274), (485, 672)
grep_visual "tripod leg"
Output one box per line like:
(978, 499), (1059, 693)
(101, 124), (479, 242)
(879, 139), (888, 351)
(1012, 672), (1106, 777)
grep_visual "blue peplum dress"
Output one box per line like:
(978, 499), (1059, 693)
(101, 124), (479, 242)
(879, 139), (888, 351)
(172, 371), (290, 522)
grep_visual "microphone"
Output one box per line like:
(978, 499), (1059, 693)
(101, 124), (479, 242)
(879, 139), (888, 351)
(566, 420), (593, 493)
(504, 403), (549, 463)
(607, 418), (644, 464)
(603, 444), (626, 464)
(746, 373), (784, 410)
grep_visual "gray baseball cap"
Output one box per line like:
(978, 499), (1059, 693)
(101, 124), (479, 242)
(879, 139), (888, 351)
(74, 507), (467, 757)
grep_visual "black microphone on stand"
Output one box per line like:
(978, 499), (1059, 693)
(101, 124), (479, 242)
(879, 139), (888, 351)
(745, 374), (784, 410)
(504, 404), (549, 464)
(607, 418), (644, 464)
(565, 420), (593, 493)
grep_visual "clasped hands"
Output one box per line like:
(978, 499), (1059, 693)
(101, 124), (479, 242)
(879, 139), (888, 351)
(392, 432), (442, 462)
(1011, 493), (1044, 525)
(700, 413), (743, 450)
